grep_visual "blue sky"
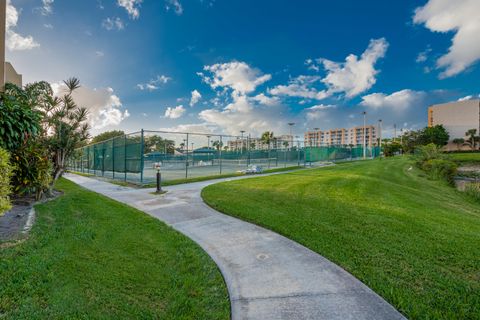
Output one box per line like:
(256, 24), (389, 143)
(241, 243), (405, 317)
(6, 0), (480, 137)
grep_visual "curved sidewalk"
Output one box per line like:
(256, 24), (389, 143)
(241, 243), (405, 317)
(64, 173), (406, 320)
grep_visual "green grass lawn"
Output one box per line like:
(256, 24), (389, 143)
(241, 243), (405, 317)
(0, 179), (229, 319)
(449, 152), (480, 163)
(202, 157), (480, 319)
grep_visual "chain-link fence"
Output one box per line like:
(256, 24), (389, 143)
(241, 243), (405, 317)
(67, 130), (381, 184)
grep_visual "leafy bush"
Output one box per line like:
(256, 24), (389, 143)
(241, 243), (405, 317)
(421, 159), (458, 184)
(11, 140), (52, 200)
(383, 141), (402, 157)
(414, 143), (446, 165)
(0, 148), (13, 215)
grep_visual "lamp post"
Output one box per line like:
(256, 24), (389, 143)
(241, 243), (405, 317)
(378, 119), (382, 148)
(362, 111), (367, 159)
(288, 122), (295, 150)
(206, 135), (211, 163)
(394, 123), (397, 142)
(240, 130), (245, 154)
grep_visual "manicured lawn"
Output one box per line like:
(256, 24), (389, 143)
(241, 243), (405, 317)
(450, 152), (480, 163)
(202, 157), (480, 319)
(0, 179), (229, 319)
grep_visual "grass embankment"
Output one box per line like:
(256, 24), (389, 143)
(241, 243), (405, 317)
(0, 179), (229, 319)
(202, 157), (480, 319)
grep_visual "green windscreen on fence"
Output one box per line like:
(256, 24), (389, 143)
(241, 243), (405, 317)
(305, 146), (381, 162)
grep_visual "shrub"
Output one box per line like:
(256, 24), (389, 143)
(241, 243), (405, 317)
(414, 143), (446, 165)
(0, 148), (13, 215)
(421, 159), (458, 184)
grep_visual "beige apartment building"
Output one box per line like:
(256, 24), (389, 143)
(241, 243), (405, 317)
(428, 99), (480, 139)
(304, 125), (377, 147)
(0, 0), (22, 90)
(227, 134), (294, 151)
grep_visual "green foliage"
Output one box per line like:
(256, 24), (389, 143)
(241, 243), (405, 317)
(144, 135), (175, 154)
(415, 144), (457, 183)
(0, 84), (41, 151)
(261, 131), (274, 145)
(91, 130), (125, 144)
(421, 159), (457, 184)
(452, 138), (465, 150)
(420, 125), (450, 146)
(464, 129), (479, 150)
(0, 148), (13, 215)
(382, 141), (402, 157)
(11, 141), (52, 200)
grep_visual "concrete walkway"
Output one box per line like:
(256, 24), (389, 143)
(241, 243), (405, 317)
(64, 172), (406, 320)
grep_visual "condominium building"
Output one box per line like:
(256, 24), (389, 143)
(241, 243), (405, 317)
(428, 100), (480, 139)
(227, 134), (294, 151)
(304, 126), (377, 147)
(0, 1), (22, 89)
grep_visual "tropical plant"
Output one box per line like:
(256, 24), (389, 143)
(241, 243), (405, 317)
(261, 131), (274, 147)
(212, 140), (223, 151)
(465, 129), (479, 150)
(36, 78), (90, 181)
(421, 159), (457, 184)
(419, 125), (449, 146)
(0, 83), (42, 150)
(452, 138), (465, 150)
(144, 135), (175, 154)
(0, 148), (13, 215)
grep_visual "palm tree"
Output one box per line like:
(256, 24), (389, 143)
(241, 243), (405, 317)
(261, 131), (274, 150)
(212, 140), (223, 151)
(452, 138), (465, 151)
(465, 129), (478, 150)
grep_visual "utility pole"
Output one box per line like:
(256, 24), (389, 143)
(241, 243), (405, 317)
(394, 124), (397, 142)
(362, 111), (367, 159)
(240, 130), (245, 154)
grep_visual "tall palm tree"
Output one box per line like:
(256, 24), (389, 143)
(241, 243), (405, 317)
(465, 129), (478, 150)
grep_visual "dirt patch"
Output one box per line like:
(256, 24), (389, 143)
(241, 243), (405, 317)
(0, 191), (63, 243)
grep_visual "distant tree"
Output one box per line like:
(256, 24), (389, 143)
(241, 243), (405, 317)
(91, 130), (125, 144)
(452, 138), (465, 150)
(383, 141), (402, 157)
(419, 125), (449, 146)
(283, 141), (289, 149)
(465, 129), (479, 150)
(144, 135), (175, 154)
(212, 140), (223, 151)
(401, 130), (422, 154)
(261, 131), (274, 149)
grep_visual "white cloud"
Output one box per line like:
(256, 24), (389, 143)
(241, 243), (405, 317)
(39, 0), (54, 16)
(43, 23), (53, 29)
(414, 0), (480, 78)
(269, 75), (329, 100)
(416, 46), (432, 63)
(458, 94), (480, 101)
(200, 61), (271, 96)
(6, 0), (40, 51)
(360, 89), (427, 111)
(252, 93), (280, 106)
(137, 75), (171, 91)
(51, 83), (129, 130)
(117, 0), (142, 19)
(164, 105), (186, 119)
(305, 104), (336, 120)
(190, 90), (202, 107)
(102, 17), (124, 31)
(165, 0), (183, 15)
(320, 38), (389, 98)
(95, 51), (105, 57)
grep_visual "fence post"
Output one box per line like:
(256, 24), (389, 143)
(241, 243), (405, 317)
(124, 134), (127, 182)
(112, 138), (115, 180)
(140, 129), (145, 184)
(219, 135), (223, 174)
(185, 133), (189, 179)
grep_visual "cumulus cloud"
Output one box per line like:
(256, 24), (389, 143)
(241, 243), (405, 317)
(165, 0), (183, 15)
(414, 0), (480, 78)
(137, 75), (171, 91)
(6, 0), (40, 50)
(164, 105), (186, 119)
(199, 61), (271, 96)
(252, 93), (280, 106)
(360, 89), (427, 111)
(269, 75), (329, 100)
(117, 0), (142, 19)
(458, 94), (480, 101)
(51, 83), (129, 130)
(320, 38), (389, 98)
(190, 90), (202, 107)
(102, 17), (124, 30)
